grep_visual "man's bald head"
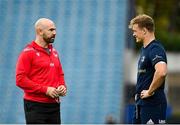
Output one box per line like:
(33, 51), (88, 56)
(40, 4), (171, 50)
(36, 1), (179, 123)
(35, 18), (55, 31)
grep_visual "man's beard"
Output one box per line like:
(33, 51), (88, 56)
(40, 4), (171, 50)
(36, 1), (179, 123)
(135, 37), (143, 43)
(43, 34), (55, 43)
(49, 38), (55, 43)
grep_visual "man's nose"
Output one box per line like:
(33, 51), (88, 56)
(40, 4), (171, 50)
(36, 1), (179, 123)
(53, 30), (56, 35)
(133, 33), (136, 37)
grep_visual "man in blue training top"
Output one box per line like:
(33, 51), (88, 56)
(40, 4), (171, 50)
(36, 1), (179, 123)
(129, 14), (168, 124)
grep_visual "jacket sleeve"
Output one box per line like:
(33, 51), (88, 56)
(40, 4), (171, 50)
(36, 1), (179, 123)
(57, 57), (66, 88)
(16, 50), (48, 94)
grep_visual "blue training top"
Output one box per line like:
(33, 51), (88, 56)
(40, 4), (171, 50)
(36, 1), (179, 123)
(136, 40), (167, 106)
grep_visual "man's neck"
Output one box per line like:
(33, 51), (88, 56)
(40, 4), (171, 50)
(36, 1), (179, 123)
(35, 38), (48, 48)
(143, 34), (155, 48)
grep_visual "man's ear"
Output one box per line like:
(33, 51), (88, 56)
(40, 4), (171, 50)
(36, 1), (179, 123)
(37, 28), (43, 36)
(143, 28), (147, 35)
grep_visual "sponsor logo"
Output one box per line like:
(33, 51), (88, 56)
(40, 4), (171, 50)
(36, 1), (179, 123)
(146, 119), (154, 124)
(141, 56), (145, 62)
(138, 69), (146, 73)
(159, 119), (166, 124)
(152, 55), (162, 61)
(50, 63), (54, 67)
(36, 52), (40, 56)
(53, 53), (58, 57)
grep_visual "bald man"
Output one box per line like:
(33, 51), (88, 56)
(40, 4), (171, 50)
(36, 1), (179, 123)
(16, 18), (67, 124)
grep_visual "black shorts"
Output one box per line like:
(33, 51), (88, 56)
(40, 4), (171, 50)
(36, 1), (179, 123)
(133, 103), (167, 124)
(24, 99), (61, 124)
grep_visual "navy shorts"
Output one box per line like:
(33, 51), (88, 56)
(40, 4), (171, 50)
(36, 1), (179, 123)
(133, 103), (167, 124)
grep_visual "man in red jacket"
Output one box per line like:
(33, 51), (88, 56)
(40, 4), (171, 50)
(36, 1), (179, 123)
(16, 18), (67, 124)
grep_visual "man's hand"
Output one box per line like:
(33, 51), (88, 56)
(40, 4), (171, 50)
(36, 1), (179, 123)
(57, 85), (67, 96)
(46, 87), (59, 98)
(140, 90), (154, 99)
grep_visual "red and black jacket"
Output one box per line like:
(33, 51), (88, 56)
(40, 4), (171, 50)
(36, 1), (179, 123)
(16, 41), (66, 103)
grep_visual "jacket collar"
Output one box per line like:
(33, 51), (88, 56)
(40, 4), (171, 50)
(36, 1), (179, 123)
(29, 41), (53, 54)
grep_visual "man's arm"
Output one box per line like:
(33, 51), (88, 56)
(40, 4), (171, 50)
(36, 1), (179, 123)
(140, 61), (167, 99)
(16, 51), (48, 94)
(56, 56), (67, 96)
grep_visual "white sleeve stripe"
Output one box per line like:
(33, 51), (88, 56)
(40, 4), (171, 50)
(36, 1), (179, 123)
(158, 61), (166, 64)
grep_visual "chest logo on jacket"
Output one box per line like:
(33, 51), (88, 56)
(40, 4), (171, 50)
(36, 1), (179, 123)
(140, 56), (145, 62)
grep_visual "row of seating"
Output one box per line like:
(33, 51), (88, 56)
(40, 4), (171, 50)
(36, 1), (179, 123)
(0, 0), (127, 123)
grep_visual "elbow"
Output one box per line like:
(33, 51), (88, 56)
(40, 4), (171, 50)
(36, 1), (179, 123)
(159, 70), (167, 78)
(16, 77), (21, 87)
(163, 68), (167, 77)
(16, 74), (24, 87)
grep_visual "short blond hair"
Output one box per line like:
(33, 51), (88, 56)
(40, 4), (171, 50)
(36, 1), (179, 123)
(129, 14), (155, 32)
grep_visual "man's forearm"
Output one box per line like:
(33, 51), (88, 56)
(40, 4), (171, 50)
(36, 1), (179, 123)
(148, 70), (166, 94)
